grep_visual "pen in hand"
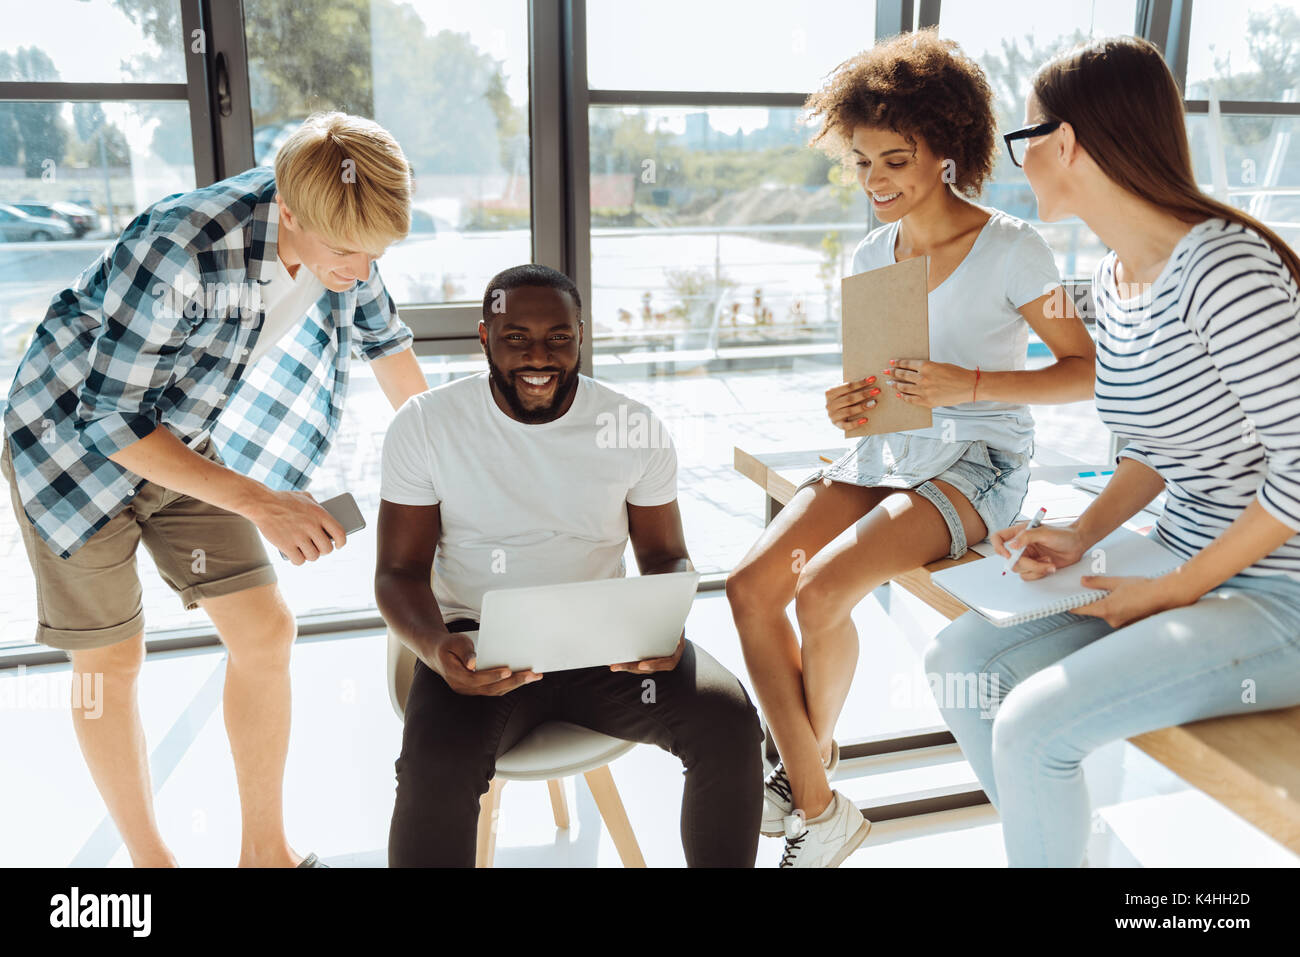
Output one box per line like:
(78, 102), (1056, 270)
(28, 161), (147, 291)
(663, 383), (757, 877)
(1002, 507), (1047, 576)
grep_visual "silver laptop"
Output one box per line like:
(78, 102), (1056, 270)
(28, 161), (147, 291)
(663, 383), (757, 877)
(472, 571), (701, 673)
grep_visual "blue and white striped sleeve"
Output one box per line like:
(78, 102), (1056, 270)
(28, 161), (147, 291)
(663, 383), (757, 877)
(1185, 236), (1300, 530)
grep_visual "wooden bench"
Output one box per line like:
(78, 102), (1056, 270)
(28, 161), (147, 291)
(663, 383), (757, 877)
(735, 445), (1300, 856)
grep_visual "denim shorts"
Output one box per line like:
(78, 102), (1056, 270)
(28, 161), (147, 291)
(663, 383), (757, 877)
(796, 432), (1031, 560)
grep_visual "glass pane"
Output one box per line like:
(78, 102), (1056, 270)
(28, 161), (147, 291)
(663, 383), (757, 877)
(0, 0), (186, 84)
(1187, 113), (1300, 249)
(243, 0), (531, 305)
(939, 1), (1137, 282)
(587, 0), (876, 93)
(0, 99), (195, 375)
(0, 99), (195, 650)
(589, 105), (871, 575)
(1186, 0), (1300, 102)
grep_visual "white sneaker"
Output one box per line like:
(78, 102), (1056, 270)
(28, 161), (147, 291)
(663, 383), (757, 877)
(760, 741), (839, 837)
(778, 791), (870, 868)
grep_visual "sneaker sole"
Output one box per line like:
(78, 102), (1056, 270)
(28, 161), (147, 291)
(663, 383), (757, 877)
(826, 816), (872, 868)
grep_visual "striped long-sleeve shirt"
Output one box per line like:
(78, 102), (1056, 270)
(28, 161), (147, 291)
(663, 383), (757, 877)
(1093, 216), (1300, 580)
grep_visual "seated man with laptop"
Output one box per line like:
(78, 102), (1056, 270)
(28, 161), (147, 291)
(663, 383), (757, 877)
(376, 263), (764, 867)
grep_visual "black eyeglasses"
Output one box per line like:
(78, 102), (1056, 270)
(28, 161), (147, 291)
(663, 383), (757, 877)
(1003, 120), (1062, 168)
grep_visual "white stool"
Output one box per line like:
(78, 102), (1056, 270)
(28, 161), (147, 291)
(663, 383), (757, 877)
(386, 631), (646, 867)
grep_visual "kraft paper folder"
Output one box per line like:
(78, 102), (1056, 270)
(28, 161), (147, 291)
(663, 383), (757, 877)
(840, 256), (933, 438)
(929, 525), (1182, 627)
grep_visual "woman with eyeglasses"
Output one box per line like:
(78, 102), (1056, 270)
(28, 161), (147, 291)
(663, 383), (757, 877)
(926, 34), (1300, 867)
(725, 28), (1096, 867)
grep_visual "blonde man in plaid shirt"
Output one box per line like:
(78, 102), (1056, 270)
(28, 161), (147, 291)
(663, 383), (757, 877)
(2, 113), (429, 867)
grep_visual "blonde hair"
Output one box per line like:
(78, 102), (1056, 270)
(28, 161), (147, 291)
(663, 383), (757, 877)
(273, 111), (412, 254)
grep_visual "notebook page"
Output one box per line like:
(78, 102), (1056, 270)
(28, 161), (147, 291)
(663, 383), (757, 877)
(930, 525), (1182, 626)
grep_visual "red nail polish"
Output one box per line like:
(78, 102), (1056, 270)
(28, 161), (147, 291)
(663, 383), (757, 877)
(870, 388), (880, 395)
(889, 359), (896, 365)
(857, 418), (867, 424)
(896, 392), (902, 398)
(866, 376), (876, 384)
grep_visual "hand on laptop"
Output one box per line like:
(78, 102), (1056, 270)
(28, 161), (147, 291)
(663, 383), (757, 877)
(610, 632), (685, 674)
(430, 632), (542, 696)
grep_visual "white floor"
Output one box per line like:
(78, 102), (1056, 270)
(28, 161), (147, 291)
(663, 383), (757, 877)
(0, 589), (1295, 868)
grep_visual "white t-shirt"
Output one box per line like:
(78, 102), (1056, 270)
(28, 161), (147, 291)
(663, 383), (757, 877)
(380, 372), (679, 623)
(850, 208), (1061, 455)
(249, 255), (323, 364)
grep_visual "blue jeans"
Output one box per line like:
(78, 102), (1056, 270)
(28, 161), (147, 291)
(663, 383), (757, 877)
(923, 571), (1300, 866)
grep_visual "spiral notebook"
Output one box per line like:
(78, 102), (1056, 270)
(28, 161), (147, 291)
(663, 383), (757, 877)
(930, 525), (1182, 627)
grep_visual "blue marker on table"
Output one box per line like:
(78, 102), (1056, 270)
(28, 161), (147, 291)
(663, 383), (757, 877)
(1002, 507), (1047, 576)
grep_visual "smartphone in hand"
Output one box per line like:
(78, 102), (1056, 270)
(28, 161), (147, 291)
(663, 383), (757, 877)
(277, 492), (366, 560)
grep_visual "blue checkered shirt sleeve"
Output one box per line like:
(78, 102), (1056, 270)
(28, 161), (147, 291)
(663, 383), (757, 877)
(76, 236), (202, 459)
(351, 260), (413, 361)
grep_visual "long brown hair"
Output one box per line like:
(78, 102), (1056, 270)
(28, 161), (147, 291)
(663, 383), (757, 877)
(1032, 35), (1300, 286)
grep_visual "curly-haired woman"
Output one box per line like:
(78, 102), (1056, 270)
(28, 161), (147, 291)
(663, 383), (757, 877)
(725, 29), (1096, 867)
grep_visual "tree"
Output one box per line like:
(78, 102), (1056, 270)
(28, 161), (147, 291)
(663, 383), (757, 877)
(0, 47), (70, 177)
(71, 103), (131, 167)
(112, 0), (522, 185)
(1198, 6), (1300, 147)
(112, 0), (376, 165)
(368, 5), (511, 176)
(977, 30), (1089, 183)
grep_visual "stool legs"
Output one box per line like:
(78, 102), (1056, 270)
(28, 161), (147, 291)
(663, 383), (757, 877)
(583, 765), (646, 868)
(547, 779), (570, 829)
(474, 769), (645, 867)
(476, 777), (504, 868)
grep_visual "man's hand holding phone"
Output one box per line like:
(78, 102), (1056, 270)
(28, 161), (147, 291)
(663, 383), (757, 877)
(244, 489), (352, 565)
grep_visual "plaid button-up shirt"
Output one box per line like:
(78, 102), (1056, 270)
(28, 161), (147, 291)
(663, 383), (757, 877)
(3, 166), (413, 558)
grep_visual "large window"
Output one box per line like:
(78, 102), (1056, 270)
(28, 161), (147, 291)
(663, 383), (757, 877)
(587, 104), (871, 573)
(1186, 2), (1300, 250)
(243, 0), (532, 308)
(0, 1), (1280, 653)
(1186, 1), (1300, 102)
(0, 0), (203, 651)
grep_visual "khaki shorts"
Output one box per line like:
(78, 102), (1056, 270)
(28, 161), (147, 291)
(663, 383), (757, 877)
(2, 435), (277, 652)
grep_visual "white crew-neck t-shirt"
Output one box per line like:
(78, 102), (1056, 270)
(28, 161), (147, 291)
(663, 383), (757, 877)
(249, 255), (323, 364)
(850, 208), (1062, 455)
(379, 372), (679, 623)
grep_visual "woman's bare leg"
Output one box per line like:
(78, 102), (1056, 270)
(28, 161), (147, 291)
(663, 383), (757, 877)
(792, 478), (987, 817)
(725, 478), (884, 818)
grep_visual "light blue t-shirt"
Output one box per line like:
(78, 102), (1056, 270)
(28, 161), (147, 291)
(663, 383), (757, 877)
(849, 208), (1061, 455)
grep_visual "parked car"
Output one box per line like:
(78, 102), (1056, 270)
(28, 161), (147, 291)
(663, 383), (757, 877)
(12, 200), (97, 237)
(0, 204), (75, 241)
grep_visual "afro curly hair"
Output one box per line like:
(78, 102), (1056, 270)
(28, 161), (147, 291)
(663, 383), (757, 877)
(804, 28), (997, 198)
